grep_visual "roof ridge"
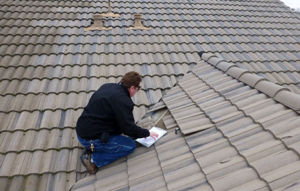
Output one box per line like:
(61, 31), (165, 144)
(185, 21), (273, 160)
(0, 4), (289, 13)
(2, 15), (299, 23)
(200, 53), (300, 113)
(2, 25), (299, 31)
(2, 41), (299, 47)
(2, 33), (299, 38)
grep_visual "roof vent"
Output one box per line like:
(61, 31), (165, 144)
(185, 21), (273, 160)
(84, 14), (112, 31)
(127, 14), (151, 30)
(101, 0), (120, 17)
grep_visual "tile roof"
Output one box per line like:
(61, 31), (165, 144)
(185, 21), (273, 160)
(72, 53), (300, 191)
(72, 127), (213, 191)
(159, 53), (300, 190)
(0, 0), (299, 190)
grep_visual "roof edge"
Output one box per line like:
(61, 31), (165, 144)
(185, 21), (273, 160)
(201, 53), (300, 113)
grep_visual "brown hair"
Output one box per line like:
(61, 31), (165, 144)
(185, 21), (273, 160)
(121, 71), (142, 88)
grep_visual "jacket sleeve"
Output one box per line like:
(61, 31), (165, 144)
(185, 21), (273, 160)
(111, 97), (150, 138)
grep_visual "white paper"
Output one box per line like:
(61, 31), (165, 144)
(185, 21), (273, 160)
(136, 127), (167, 147)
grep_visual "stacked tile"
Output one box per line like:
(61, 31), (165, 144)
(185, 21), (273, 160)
(162, 54), (300, 190)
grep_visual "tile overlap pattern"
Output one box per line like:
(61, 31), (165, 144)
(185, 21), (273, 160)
(72, 127), (212, 191)
(161, 55), (300, 190)
(0, 0), (300, 190)
(72, 54), (300, 190)
(1, 0), (300, 93)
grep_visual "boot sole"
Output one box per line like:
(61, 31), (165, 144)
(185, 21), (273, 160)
(80, 155), (98, 174)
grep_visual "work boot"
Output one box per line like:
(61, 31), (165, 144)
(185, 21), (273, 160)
(80, 153), (98, 174)
(83, 148), (92, 155)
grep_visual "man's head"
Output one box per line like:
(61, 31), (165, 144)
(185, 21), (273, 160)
(121, 71), (142, 97)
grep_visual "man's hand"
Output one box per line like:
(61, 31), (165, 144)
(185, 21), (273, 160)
(149, 131), (159, 140)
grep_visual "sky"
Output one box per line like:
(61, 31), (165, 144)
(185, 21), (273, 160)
(280, 0), (300, 9)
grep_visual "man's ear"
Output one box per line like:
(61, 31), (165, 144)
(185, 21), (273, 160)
(128, 86), (134, 91)
(128, 86), (135, 97)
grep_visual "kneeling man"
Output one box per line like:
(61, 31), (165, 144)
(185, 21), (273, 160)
(76, 71), (158, 174)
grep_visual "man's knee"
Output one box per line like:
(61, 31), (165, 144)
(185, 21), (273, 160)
(112, 135), (136, 153)
(126, 138), (136, 153)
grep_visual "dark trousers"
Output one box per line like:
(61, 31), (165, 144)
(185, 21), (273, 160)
(77, 135), (136, 167)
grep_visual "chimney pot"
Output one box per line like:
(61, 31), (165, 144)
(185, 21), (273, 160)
(93, 14), (103, 27)
(84, 14), (112, 31)
(127, 14), (151, 30)
(134, 14), (143, 27)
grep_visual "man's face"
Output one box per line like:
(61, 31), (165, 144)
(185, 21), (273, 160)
(128, 85), (140, 97)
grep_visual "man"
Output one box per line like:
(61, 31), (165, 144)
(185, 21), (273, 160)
(76, 71), (158, 174)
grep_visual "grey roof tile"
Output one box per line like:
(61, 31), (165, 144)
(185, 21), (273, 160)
(228, 179), (268, 191)
(266, 162), (300, 190)
(93, 162), (129, 191)
(242, 100), (284, 119)
(202, 154), (247, 182)
(253, 151), (299, 183)
(161, 112), (176, 130)
(1, 0), (300, 190)
(156, 138), (191, 167)
(186, 128), (224, 155)
(130, 175), (167, 191)
(160, 53), (300, 190)
(72, 127), (211, 191)
(239, 72), (266, 87)
(128, 151), (162, 183)
(163, 161), (208, 190)
(274, 90), (300, 112)
(1, 173), (77, 191)
(195, 140), (238, 168)
(0, 148), (82, 177)
(274, 116), (300, 136)
(155, 128), (211, 190)
(210, 168), (264, 190)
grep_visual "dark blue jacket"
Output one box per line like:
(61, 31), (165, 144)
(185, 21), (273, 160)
(76, 83), (150, 140)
